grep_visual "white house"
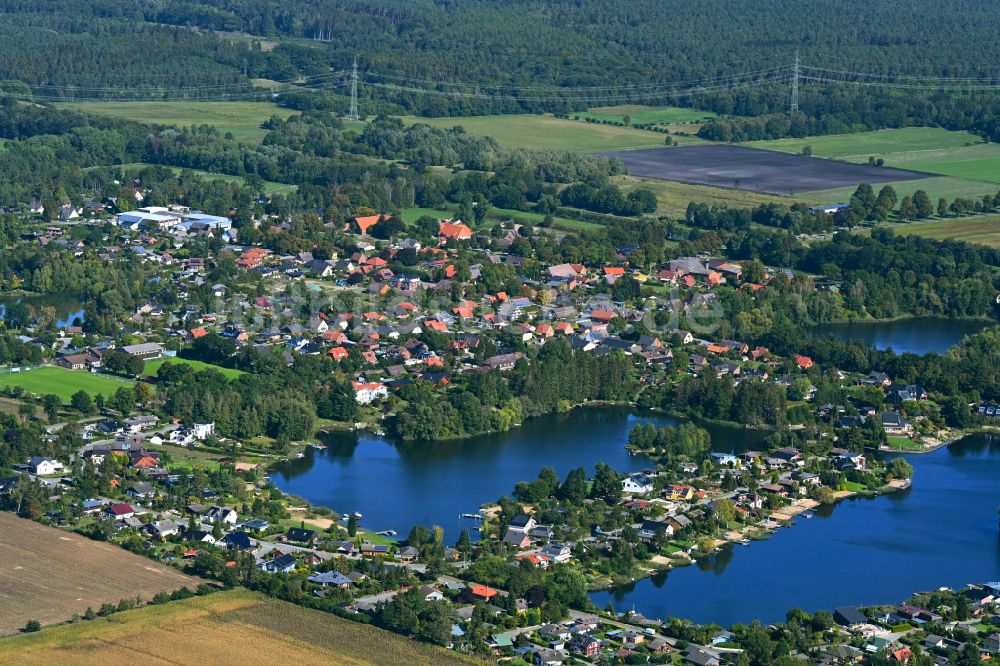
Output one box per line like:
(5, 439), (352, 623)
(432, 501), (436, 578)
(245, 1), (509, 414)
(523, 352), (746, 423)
(27, 457), (66, 476)
(192, 422), (215, 439)
(204, 506), (238, 525)
(352, 382), (389, 404)
(622, 473), (654, 495)
(539, 543), (573, 564)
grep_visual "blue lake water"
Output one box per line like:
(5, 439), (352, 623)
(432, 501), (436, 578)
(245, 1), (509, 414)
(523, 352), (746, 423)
(592, 434), (1000, 625)
(810, 317), (991, 355)
(273, 407), (1000, 626)
(272, 407), (673, 540)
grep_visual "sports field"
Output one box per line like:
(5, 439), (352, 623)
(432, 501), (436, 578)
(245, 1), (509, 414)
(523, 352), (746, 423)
(0, 513), (203, 635)
(0, 589), (476, 665)
(400, 113), (666, 151)
(143, 357), (244, 379)
(0, 366), (133, 401)
(581, 104), (717, 126)
(57, 101), (294, 143)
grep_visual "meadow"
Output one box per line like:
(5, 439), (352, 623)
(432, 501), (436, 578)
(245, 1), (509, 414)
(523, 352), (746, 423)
(746, 128), (1000, 198)
(0, 513), (203, 635)
(742, 127), (986, 163)
(143, 357), (244, 379)
(56, 101), (294, 143)
(400, 113), (666, 151)
(878, 215), (1000, 249)
(0, 589), (477, 665)
(0, 366), (133, 401)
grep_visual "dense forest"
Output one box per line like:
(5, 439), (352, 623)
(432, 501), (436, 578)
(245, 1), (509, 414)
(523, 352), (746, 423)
(2, 2), (1000, 137)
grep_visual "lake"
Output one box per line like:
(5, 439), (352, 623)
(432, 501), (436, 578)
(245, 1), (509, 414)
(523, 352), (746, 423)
(810, 317), (990, 355)
(591, 434), (1000, 625)
(272, 408), (769, 540)
(273, 407), (999, 627)
(0, 293), (86, 328)
(273, 407), (669, 539)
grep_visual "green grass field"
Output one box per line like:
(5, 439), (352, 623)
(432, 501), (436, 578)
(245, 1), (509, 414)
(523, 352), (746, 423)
(747, 128), (1000, 199)
(143, 357), (244, 379)
(905, 154), (1000, 184)
(806, 176), (999, 207)
(57, 101), (294, 143)
(581, 104), (717, 126)
(0, 367), (133, 401)
(743, 128), (986, 162)
(886, 437), (925, 451)
(879, 215), (1000, 248)
(400, 113), (667, 151)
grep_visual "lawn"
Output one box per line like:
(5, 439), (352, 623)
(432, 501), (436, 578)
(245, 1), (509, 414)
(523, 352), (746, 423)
(0, 366), (133, 401)
(143, 357), (244, 380)
(882, 215), (1000, 248)
(886, 437), (925, 451)
(56, 101), (294, 143)
(0, 513), (204, 635)
(0, 589), (476, 665)
(399, 113), (666, 151)
(614, 174), (808, 216)
(581, 104), (717, 126)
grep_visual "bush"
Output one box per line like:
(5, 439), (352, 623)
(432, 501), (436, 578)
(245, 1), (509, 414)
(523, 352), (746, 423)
(22, 619), (41, 633)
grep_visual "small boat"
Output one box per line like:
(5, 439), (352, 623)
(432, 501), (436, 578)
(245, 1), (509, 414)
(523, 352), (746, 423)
(460, 513), (484, 520)
(375, 529), (397, 537)
(802, 512), (814, 519)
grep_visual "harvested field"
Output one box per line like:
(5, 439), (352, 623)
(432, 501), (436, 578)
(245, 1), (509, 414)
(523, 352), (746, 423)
(601, 145), (933, 196)
(0, 589), (478, 665)
(0, 513), (203, 635)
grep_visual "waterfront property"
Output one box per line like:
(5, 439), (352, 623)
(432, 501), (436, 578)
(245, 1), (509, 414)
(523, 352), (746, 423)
(591, 434), (1000, 625)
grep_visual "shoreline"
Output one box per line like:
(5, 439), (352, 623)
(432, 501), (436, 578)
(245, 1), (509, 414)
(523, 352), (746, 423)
(588, 478), (909, 595)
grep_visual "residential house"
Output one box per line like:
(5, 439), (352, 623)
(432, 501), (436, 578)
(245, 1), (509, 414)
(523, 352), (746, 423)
(27, 457), (66, 476)
(622, 473), (655, 495)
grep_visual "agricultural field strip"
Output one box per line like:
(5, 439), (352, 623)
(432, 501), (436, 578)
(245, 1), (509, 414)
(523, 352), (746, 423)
(0, 590), (477, 665)
(0, 514), (202, 635)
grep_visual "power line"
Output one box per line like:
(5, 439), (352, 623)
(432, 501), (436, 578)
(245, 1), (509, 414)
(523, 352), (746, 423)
(790, 50), (800, 114)
(348, 57), (359, 121)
